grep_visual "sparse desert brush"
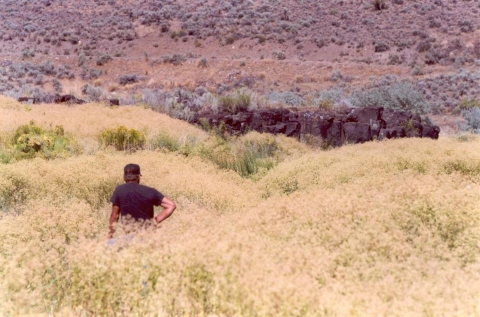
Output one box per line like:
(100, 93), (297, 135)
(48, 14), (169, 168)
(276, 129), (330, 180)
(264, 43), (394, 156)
(81, 83), (104, 101)
(96, 54), (112, 66)
(351, 80), (430, 114)
(118, 73), (139, 85)
(162, 54), (186, 66)
(264, 90), (303, 107)
(272, 50), (286, 60)
(197, 57), (208, 68)
(294, 75), (304, 83)
(224, 35), (235, 45)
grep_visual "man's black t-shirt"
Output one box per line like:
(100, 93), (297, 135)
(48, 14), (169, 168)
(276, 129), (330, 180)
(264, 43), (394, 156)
(110, 183), (164, 221)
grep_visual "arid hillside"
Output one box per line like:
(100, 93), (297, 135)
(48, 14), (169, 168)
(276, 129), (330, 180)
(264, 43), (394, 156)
(0, 0), (480, 128)
(1, 2), (480, 316)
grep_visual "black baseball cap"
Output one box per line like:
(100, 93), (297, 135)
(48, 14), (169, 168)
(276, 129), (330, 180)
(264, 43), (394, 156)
(124, 163), (142, 176)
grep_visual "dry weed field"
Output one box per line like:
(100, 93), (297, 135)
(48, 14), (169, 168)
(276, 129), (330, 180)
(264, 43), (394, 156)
(1, 96), (480, 316)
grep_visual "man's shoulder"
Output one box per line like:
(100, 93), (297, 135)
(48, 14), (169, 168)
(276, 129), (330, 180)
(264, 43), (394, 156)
(113, 182), (138, 193)
(138, 184), (160, 193)
(114, 183), (160, 194)
(114, 183), (132, 190)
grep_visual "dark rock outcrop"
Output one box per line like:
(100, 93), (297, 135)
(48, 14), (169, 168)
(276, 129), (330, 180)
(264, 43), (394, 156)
(54, 94), (86, 104)
(18, 97), (40, 104)
(344, 122), (372, 144)
(422, 124), (440, 139)
(193, 107), (440, 147)
(108, 98), (120, 106)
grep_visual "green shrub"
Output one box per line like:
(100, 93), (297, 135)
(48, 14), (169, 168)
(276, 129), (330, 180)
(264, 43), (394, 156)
(0, 121), (76, 162)
(153, 133), (180, 152)
(200, 134), (281, 177)
(350, 80), (431, 114)
(461, 108), (480, 134)
(458, 98), (480, 110)
(394, 199), (468, 249)
(184, 264), (215, 314)
(99, 126), (146, 151)
(316, 99), (334, 111)
(443, 159), (480, 176)
(0, 171), (30, 212)
(219, 92), (251, 114)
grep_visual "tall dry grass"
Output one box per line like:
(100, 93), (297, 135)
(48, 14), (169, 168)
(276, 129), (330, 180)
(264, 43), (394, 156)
(1, 96), (480, 316)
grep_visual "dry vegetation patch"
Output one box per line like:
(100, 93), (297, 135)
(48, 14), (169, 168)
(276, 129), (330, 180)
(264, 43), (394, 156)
(1, 99), (480, 316)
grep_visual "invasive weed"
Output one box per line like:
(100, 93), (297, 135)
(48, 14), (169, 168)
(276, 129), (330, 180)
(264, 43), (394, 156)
(1, 100), (480, 316)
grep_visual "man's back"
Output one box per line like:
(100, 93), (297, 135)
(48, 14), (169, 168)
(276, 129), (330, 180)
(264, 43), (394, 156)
(111, 182), (164, 221)
(108, 163), (176, 239)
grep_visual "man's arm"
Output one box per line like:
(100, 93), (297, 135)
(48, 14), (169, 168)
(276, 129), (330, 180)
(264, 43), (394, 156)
(155, 196), (176, 225)
(108, 205), (120, 239)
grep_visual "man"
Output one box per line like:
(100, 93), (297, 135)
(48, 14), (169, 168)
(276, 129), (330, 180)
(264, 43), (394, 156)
(108, 163), (176, 239)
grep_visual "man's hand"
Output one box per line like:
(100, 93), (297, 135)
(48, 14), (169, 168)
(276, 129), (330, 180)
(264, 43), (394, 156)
(155, 196), (176, 225)
(108, 205), (120, 238)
